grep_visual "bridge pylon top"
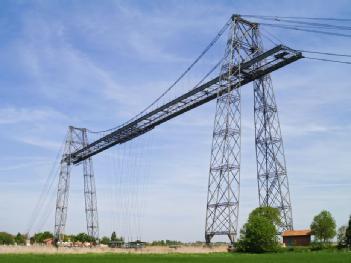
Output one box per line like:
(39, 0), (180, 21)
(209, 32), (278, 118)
(231, 14), (258, 28)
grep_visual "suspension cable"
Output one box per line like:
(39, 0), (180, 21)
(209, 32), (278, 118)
(244, 16), (351, 31)
(259, 23), (351, 38)
(26, 134), (67, 234)
(296, 50), (351, 58)
(303, 56), (351, 65)
(87, 17), (232, 134)
(241, 15), (351, 22)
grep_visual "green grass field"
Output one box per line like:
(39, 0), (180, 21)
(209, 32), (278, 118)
(0, 252), (350, 263)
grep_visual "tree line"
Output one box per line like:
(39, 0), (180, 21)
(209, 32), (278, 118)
(0, 230), (181, 247)
(236, 207), (351, 253)
(1, 209), (350, 251)
(0, 231), (95, 245)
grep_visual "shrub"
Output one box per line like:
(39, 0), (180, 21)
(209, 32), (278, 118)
(32, 231), (53, 244)
(236, 207), (281, 253)
(0, 232), (15, 245)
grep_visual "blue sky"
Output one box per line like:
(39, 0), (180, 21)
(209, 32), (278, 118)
(0, 0), (351, 242)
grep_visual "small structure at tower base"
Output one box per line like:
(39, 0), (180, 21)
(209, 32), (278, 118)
(282, 229), (311, 247)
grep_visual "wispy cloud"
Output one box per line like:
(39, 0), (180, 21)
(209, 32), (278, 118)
(0, 107), (66, 125)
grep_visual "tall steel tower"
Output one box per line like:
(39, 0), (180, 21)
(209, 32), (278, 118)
(205, 15), (293, 244)
(54, 126), (99, 243)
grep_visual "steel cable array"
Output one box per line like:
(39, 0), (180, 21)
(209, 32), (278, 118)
(26, 134), (67, 235)
(85, 14), (351, 141)
(86, 17), (231, 134)
(244, 15), (351, 65)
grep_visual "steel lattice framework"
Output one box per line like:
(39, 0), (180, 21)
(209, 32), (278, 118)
(205, 16), (253, 244)
(205, 16), (293, 244)
(53, 15), (302, 243)
(54, 126), (99, 242)
(253, 42), (293, 232)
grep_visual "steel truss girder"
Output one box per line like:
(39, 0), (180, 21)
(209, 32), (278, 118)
(54, 126), (99, 242)
(68, 45), (302, 165)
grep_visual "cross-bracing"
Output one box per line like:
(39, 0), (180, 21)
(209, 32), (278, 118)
(54, 15), (302, 245)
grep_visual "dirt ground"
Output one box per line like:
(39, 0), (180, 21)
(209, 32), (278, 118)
(0, 245), (228, 254)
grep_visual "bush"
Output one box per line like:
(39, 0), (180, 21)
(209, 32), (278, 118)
(310, 241), (335, 251)
(337, 225), (347, 249)
(72, 233), (95, 243)
(236, 207), (281, 253)
(0, 232), (15, 245)
(32, 231), (53, 244)
(100, 236), (110, 245)
(14, 233), (26, 245)
(346, 215), (351, 249)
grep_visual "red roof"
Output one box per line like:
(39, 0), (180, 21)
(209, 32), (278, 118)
(282, 230), (311, 237)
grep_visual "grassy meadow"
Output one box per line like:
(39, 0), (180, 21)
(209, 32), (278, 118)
(0, 251), (350, 263)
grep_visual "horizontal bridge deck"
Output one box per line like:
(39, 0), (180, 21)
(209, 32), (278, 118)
(67, 45), (302, 164)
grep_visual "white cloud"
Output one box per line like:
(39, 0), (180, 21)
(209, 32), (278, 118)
(0, 107), (65, 125)
(16, 137), (62, 150)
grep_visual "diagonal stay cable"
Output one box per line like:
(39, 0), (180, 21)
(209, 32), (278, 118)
(303, 56), (351, 65)
(260, 23), (351, 38)
(87, 17), (232, 134)
(241, 15), (351, 22)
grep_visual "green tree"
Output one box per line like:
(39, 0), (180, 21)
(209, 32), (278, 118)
(33, 231), (53, 243)
(346, 215), (351, 248)
(310, 210), (336, 244)
(14, 233), (26, 245)
(151, 240), (166, 246)
(165, 240), (182, 246)
(337, 226), (347, 248)
(100, 236), (110, 245)
(74, 233), (94, 243)
(63, 235), (75, 242)
(0, 232), (14, 245)
(110, 231), (124, 242)
(249, 206), (281, 227)
(237, 207), (281, 253)
(111, 231), (117, 241)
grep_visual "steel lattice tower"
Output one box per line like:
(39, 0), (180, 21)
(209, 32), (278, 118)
(54, 126), (99, 242)
(205, 15), (293, 244)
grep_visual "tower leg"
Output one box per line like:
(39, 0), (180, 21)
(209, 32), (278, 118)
(82, 129), (99, 241)
(253, 74), (293, 231)
(54, 128), (73, 243)
(252, 27), (293, 232)
(205, 91), (241, 245)
(205, 16), (258, 245)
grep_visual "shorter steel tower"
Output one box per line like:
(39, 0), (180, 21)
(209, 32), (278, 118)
(54, 126), (99, 243)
